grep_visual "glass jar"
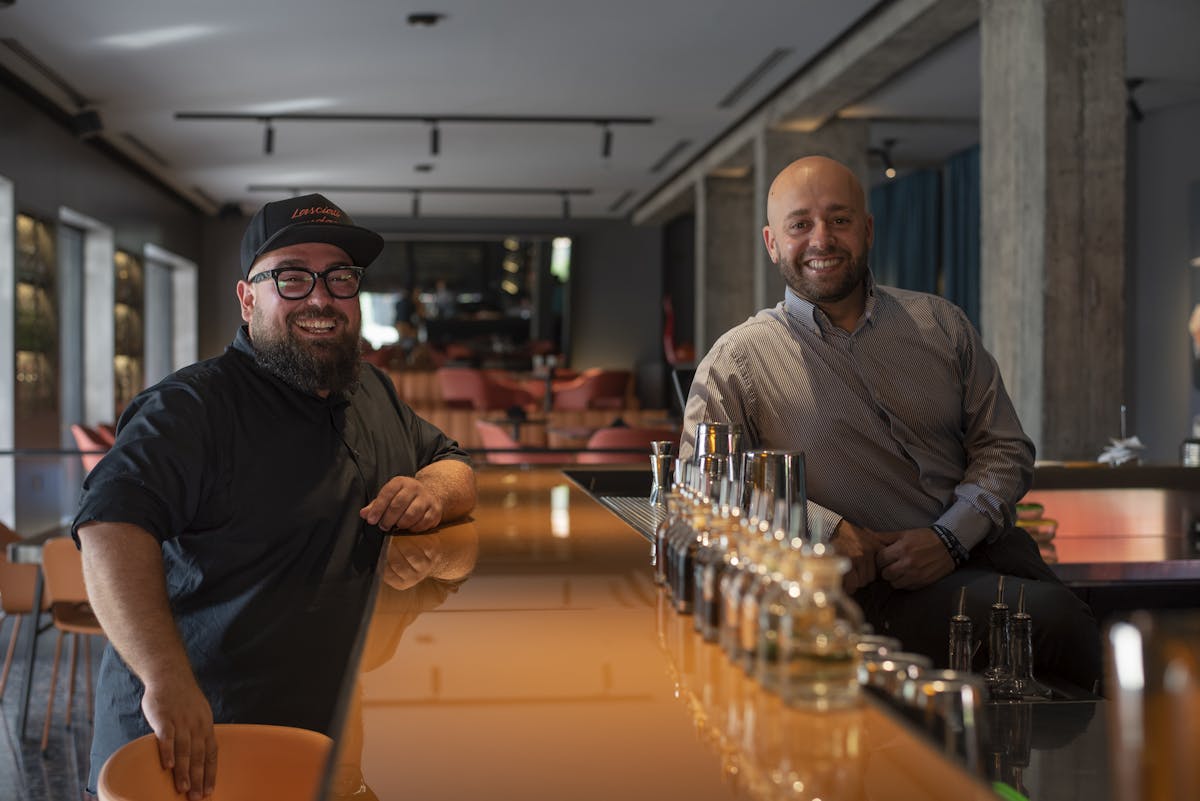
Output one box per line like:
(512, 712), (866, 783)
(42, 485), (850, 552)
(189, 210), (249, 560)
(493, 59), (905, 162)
(759, 544), (864, 709)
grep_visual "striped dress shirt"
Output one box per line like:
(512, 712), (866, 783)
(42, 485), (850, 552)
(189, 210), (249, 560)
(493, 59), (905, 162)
(679, 277), (1034, 551)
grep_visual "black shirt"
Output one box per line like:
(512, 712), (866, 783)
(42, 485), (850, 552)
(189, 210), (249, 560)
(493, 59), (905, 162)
(74, 327), (470, 787)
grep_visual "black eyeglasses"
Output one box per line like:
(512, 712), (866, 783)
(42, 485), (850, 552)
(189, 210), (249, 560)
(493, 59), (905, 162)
(248, 266), (365, 300)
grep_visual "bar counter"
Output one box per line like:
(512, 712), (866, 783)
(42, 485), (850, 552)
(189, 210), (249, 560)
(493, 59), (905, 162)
(325, 467), (1005, 801)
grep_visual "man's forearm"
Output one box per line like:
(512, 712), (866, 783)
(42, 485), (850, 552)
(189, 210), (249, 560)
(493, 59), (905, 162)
(78, 522), (195, 687)
(415, 459), (477, 523)
(79, 521), (218, 798)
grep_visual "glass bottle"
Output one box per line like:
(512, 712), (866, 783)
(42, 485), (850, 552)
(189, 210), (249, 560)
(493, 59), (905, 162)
(1181, 414), (1200, 467)
(695, 489), (741, 641)
(739, 506), (791, 674)
(983, 576), (1011, 694)
(662, 467), (699, 602)
(948, 585), (974, 673)
(718, 498), (767, 658)
(654, 465), (687, 587)
(993, 584), (1053, 700)
(691, 507), (717, 630)
(772, 544), (864, 709)
(672, 477), (714, 615)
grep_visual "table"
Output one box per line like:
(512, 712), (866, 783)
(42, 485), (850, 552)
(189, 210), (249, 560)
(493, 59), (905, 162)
(482, 415), (548, 446)
(323, 467), (1001, 801)
(545, 424), (595, 450)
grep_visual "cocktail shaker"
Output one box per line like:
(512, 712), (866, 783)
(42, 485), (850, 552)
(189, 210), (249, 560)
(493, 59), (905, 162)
(740, 450), (806, 539)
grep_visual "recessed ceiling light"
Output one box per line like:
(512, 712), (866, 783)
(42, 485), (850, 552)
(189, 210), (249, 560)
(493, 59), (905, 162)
(99, 24), (217, 49)
(407, 12), (445, 27)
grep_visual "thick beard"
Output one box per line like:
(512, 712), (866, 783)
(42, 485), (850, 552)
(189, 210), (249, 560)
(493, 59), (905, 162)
(780, 248), (870, 304)
(251, 306), (362, 396)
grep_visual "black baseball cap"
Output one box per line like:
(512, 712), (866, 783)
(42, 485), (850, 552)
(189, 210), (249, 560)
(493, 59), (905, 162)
(240, 193), (384, 277)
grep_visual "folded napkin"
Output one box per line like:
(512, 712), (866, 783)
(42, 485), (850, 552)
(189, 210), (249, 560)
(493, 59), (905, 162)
(1098, 435), (1145, 466)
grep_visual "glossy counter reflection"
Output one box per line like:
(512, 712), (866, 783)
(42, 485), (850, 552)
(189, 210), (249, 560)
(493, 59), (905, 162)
(327, 467), (995, 801)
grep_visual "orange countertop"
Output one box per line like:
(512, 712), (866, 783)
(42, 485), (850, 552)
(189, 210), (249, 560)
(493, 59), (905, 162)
(324, 467), (998, 801)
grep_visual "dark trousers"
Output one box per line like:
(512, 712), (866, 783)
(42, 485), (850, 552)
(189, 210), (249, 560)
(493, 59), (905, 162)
(853, 527), (1102, 693)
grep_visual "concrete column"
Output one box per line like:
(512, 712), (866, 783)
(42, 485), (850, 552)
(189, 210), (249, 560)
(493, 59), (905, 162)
(754, 121), (870, 311)
(980, 0), (1125, 460)
(695, 175), (755, 353)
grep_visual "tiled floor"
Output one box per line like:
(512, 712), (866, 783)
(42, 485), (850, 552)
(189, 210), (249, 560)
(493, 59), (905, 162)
(0, 615), (101, 801)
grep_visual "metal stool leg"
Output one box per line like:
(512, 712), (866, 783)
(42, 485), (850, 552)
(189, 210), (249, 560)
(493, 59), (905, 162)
(65, 634), (78, 728)
(0, 615), (22, 698)
(41, 630), (64, 755)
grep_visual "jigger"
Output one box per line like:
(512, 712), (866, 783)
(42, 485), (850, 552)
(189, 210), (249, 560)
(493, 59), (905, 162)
(740, 450), (806, 535)
(649, 453), (673, 506)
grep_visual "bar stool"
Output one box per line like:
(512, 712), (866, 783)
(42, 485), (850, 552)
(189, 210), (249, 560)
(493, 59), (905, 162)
(97, 723), (332, 801)
(0, 524), (49, 701)
(70, 423), (112, 473)
(40, 536), (105, 755)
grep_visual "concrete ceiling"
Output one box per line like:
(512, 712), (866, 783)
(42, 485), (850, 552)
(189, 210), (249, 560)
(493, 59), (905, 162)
(1, 0), (1197, 219)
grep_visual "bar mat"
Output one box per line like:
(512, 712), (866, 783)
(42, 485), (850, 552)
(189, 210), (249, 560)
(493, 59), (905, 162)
(598, 496), (665, 542)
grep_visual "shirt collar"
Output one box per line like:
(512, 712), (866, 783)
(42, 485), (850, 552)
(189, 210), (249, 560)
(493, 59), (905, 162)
(782, 271), (879, 335)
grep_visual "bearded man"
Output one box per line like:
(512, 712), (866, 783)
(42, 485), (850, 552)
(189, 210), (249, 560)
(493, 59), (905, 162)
(679, 156), (1100, 693)
(74, 194), (476, 799)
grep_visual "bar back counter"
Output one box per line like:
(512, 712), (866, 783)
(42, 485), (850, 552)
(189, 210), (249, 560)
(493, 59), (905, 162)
(315, 465), (1195, 801)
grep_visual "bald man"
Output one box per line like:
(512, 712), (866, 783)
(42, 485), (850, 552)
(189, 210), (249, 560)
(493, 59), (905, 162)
(680, 156), (1100, 691)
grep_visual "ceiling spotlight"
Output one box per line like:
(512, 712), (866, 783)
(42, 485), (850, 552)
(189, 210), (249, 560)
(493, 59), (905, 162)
(407, 12), (445, 26)
(70, 109), (104, 140)
(868, 138), (897, 180)
(429, 121), (440, 156)
(414, 163), (434, 173)
(263, 119), (275, 155)
(601, 123), (613, 159)
(1126, 77), (1145, 123)
(217, 201), (243, 220)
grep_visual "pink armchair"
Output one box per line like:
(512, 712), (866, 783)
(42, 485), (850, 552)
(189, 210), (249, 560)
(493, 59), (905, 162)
(575, 425), (680, 464)
(436, 367), (535, 411)
(551, 368), (633, 411)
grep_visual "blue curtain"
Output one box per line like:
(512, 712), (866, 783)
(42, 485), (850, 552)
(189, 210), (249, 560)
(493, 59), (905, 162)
(868, 169), (940, 294)
(941, 145), (981, 330)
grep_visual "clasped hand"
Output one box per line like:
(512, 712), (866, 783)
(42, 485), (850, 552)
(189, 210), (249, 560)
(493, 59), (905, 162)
(360, 476), (443, 533)
(833, 521), (954, 593)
